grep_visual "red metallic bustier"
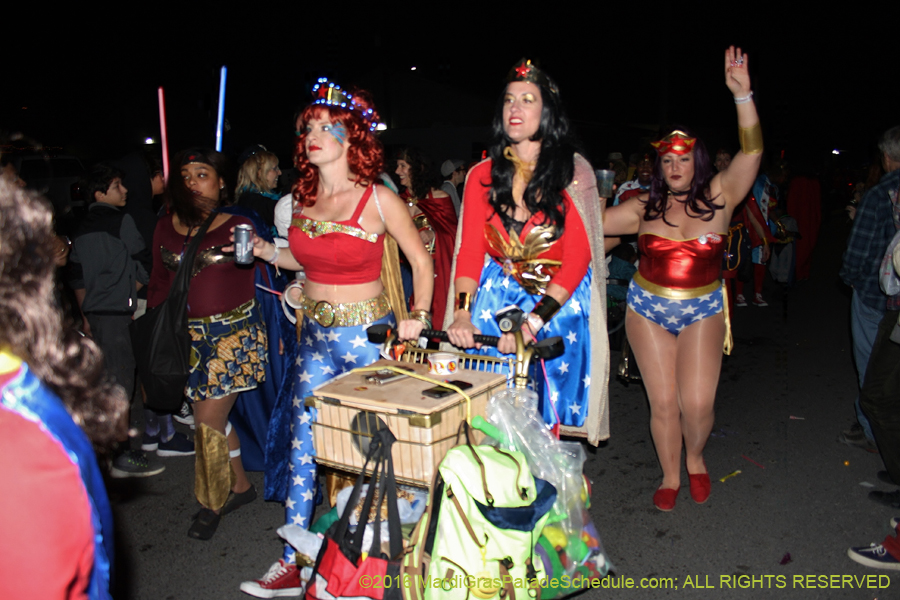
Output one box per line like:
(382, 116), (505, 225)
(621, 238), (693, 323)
(637, 233), (724, 290)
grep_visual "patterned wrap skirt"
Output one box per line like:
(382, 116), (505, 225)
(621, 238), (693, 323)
(186, 299), (268, 402)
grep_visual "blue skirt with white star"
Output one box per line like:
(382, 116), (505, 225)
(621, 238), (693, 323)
(283, 311), (394, 560)
(466, 260), (592, 428)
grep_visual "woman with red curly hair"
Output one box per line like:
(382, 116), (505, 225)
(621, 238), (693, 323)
(239, 80), (433, 598)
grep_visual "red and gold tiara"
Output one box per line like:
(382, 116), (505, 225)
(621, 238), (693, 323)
(507, 59), (558, 95)
(651, 130), (696, 156)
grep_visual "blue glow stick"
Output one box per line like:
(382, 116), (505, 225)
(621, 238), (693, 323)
(215, 66), (227, 151)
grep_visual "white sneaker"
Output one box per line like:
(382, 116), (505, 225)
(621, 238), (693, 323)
(735, 294), (747, 307)
(240, 560), (302, 598)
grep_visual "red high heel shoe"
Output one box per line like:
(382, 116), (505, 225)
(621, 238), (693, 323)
(653, 486), (680, 511)
(688, 464), (711, 504)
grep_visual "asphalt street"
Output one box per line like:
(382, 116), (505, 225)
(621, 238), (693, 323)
(108, 214), (899, 600)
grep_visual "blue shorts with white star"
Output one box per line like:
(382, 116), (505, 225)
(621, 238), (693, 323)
(626, 278), (724, 335)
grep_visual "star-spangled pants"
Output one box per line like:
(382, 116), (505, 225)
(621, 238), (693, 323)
(283, 312), (394, 561)
(466, 261), (592, 428)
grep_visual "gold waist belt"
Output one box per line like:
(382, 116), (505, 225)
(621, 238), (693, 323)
(298, 293), (391, 328)
(632, 272), (722, 299)
(190, 299), (256, 325)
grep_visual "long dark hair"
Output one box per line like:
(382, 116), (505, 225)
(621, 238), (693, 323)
(0, 181), (128, 453)
(397, 146), (441, 200)
(487, 80), (576, 237)
(166, 148), (234, 227)
(644, 128), (721, 224)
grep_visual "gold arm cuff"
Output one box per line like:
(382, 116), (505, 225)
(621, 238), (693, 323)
(455, 292), (474, 313)
(632, 272), (722, 299)
(739, 123), (763, 156)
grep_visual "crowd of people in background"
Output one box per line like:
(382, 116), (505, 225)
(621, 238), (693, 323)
(6, 45), (900, 599)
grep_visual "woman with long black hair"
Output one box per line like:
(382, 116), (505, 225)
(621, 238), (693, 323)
(395, 146), (457, 328)
(446, 59), (609, 445)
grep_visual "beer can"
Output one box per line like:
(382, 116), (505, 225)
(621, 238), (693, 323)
(234, 224), (254, 265)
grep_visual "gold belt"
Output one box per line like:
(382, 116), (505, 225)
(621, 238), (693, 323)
(632, 272), (721, 300)
(190, 299), (256, 325)
(298, 293), (391, 328)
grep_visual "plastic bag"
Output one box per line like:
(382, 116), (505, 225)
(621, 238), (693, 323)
(484, 388), (612, 592)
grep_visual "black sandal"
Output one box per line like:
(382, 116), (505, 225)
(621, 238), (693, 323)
(220, 485), (257, 516)
(188, 508), (221, 540)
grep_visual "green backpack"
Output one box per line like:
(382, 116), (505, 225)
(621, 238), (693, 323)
(402, 427), (557, 600)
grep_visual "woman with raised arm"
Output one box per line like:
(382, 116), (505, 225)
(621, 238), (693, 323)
(604, 46), (763, 511)
(240, 80), (433, 598)
(446, 59), (610, 445)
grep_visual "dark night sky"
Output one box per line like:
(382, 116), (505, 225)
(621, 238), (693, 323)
(5, 7), (898, 173)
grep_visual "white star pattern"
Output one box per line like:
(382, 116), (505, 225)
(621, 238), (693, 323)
(350, 335), (367, 348)
(298, 370), (313, 384)
(484, 278), (493, 292)
(320, 365), (335, 376)
(284, 498), (296, 510)
(569, 300), (581, 314)
(311, 351), (324, 362)
(299, 453), (314, 465)
(304, 336), (314, 346)
(291, 437), (302, 450)
(569, 403), (581, 415)
(480, 309), (493, 322)
(550, 391), (559, 403)
(292, 475), (306, 486)
(566, 331), (578, 344)
(291, 514), (306, 526)
(302, 489), (315, 502)
(341, 351), (358, 364)
(680, 305), (698, 315)
(632, 294), (643, 305)
(666, 315), (679, 325)
(288, 462), (294, 471)
(295, 356), (304, 366)
(559, 361), (569, 374)
(314, 330), (326, 342)
(292, 396), (302, 408)
(693, 312), (708, 322)
(325, 331), (341, 342)
(501, 277), (510, 289)
(651, 302), (667, 314)
(582, 375), (591, 388)
(641, 289), (653, 299)
(299, 412), (312, 425)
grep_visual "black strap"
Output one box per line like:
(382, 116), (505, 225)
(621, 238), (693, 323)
(166, 211), (218, 308)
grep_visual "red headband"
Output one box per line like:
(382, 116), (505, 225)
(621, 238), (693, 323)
(651, 130), (696, 156)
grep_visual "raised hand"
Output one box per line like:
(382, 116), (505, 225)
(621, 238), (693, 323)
(724, 46), (751, 98)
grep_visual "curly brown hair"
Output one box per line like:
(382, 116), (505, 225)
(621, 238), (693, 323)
(293, 89), (384, 207)
(0, 180), (128, 453)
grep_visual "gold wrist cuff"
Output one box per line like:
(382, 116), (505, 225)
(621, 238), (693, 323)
(408, 309), (432, 329)
(739, 123), (763, 156)
(455, 292), (474, 313)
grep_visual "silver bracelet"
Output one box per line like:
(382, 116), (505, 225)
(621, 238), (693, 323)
(265, 245), (279, 266)
(734, 91), (754, 104)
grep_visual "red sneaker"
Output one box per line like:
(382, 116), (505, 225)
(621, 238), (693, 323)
(240, 560), (302, 598)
